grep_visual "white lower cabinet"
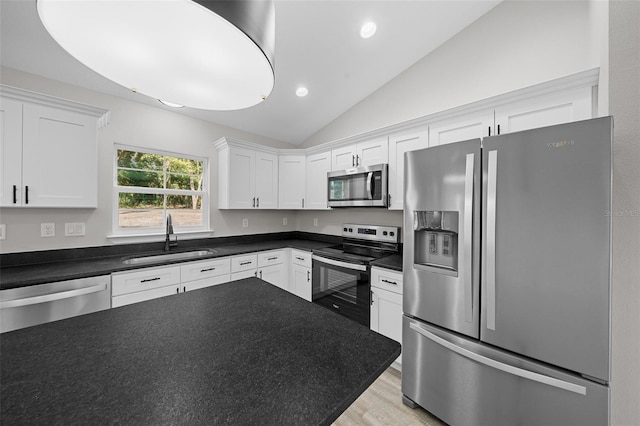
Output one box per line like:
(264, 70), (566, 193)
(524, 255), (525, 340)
(257, 250), (287, 290)
(230, 253), (258, 281)
(112, 258), (232, 308)
(370, 267), (403, 367)
(112, 265), (182, 308)
(290, 249), (312, 301)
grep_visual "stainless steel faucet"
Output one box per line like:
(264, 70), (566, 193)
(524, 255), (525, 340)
(165, 214), (178, 251)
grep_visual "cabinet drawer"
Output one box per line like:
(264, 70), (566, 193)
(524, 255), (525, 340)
(112, 265), (181, 296)
(181, 257), (231, 283)
(371, 267), (403, 295)
(231, 254), (258, 273)
(291, 250), (312, 268)
(112, 285), (178, 308)
(257, 250), (285, 267)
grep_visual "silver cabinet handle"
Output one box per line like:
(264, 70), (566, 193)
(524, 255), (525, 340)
(256, 197), (259, 208)
(409, 321), (587, 395)
(140, 277), (161, 283)
(302, 198), (305, 208)
(381, 279), (397, 286)
(267, 256), (278, 261)
(0, 283), (107, 308)
(352, 155), (356, 167)
(200, 267), (216, 272)
(463, 152), (475, 323)
(295, 256), (305, 261)
(252, 197), (256, 208)
(307, 271), (310, 282)
(486, 149), (498, 330)
(239, 261), (253, 266)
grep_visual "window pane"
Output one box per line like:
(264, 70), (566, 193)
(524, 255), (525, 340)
(166, 157), (203, 174)
(166, 173), (204, 191)
(117, 149), (164, 171)
(117, 170), (163, 188)
(167, 195), (202, 227)
(118, 193), (164, 228)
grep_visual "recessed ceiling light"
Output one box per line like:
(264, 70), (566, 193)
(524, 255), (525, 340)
(296, 87), (309, 97)
(360, 22), (377, 39)
(159, 100), (185, 108)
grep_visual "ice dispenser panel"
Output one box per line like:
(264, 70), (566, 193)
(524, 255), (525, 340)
(413, 210), (459, 277)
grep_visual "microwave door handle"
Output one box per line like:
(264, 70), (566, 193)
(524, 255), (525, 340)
(366, 172), (374, 200)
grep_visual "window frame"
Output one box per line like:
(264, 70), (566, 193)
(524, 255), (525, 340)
(112, 143), (210, 237)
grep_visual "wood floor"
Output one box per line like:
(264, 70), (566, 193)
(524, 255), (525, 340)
(333, 367), (445, 426)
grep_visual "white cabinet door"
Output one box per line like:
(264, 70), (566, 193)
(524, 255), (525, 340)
(112, 265), (181, 296)
(291, 263), (312, 301)
(371, 287), (403, 364)
(278, 154), (305, 209)
(429, 110), (494, 146)
(258, 264), (286, 290)
(1, 100), (99, 207)
(357, 137), (388, 167)
(305, 151), (331, 210)
(388, 128), (428, 210)
(254, 151), (278, 209)
(331, 138), (388, 170)
(331, 145), (357, 170)
(494, 86), (593, 135)
(0, 98), (23, 206)
(226, 146), (255, 209)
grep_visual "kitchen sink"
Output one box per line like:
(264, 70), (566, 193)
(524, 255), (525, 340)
(122, 249), (218, 265)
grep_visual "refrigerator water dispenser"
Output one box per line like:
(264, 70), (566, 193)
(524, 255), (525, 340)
(413, 210), (459, 276)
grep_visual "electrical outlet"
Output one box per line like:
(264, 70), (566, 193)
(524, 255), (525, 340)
(65, 222), (86, 237)
(282, 217), (287, 226)
(242, 219), (249, 228)
(313, 218), (318, 227)
(41, 223), (55, 238)
(0, 224), (6, 240)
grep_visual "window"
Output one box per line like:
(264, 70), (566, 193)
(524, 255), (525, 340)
(113, 145), (208, 235)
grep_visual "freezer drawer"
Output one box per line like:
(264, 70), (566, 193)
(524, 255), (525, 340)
(402, 316), (609, 426)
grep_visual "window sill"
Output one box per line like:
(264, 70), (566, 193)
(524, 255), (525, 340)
(107, 230), (215, 245)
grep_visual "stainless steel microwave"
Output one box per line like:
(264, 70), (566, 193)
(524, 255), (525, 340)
(327, 163), (389, 208)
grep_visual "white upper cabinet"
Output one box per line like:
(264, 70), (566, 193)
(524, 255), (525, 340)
(305, 151), (331, 210)
(331, 137), (388, 170)
(216, 138), (278, 209)
(0, 86), (109, 208)
(388, 128), (429, 210)
(494, 86), (593, 135)
(278, 154), (305, 209)
(428, 110), (494, 147)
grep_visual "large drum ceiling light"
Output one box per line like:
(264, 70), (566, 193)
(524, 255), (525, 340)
(37, 0), (275, 110)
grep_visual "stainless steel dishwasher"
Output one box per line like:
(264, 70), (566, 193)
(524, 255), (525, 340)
(0, 275), (111, 333)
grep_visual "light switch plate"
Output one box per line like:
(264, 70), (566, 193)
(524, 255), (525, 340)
(41, 223), (55, 238)
(282, 217), (287, 226)
(242, 219), (249, 228)
(0, 224), (6, 240)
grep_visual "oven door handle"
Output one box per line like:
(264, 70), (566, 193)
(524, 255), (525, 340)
(312, 255), (367, 272)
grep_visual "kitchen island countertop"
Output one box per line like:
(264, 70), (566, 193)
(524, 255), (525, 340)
(0, 277), (401, 425)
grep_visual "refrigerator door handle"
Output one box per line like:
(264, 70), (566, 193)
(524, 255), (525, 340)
(486, 149), (498, 330)
(409, 322), (587, 395)
(463, 153), (474, 323)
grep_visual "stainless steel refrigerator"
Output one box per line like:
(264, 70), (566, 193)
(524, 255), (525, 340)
(402, 117), (612, 425)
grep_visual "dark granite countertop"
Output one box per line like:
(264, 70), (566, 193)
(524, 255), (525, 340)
(0, 278), (401, 425)
(370, 253), (403, 272)
(0, 232), (338, 290)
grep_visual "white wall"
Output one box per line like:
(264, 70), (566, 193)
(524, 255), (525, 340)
(301, 0), (606, 148)
(0, 67), (297, 253)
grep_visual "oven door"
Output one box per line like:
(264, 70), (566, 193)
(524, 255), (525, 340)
(327, 164), (388, 207)
(312, 255), (371, 327)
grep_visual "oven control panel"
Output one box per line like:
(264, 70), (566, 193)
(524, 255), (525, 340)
(342, 224), (401, 243)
